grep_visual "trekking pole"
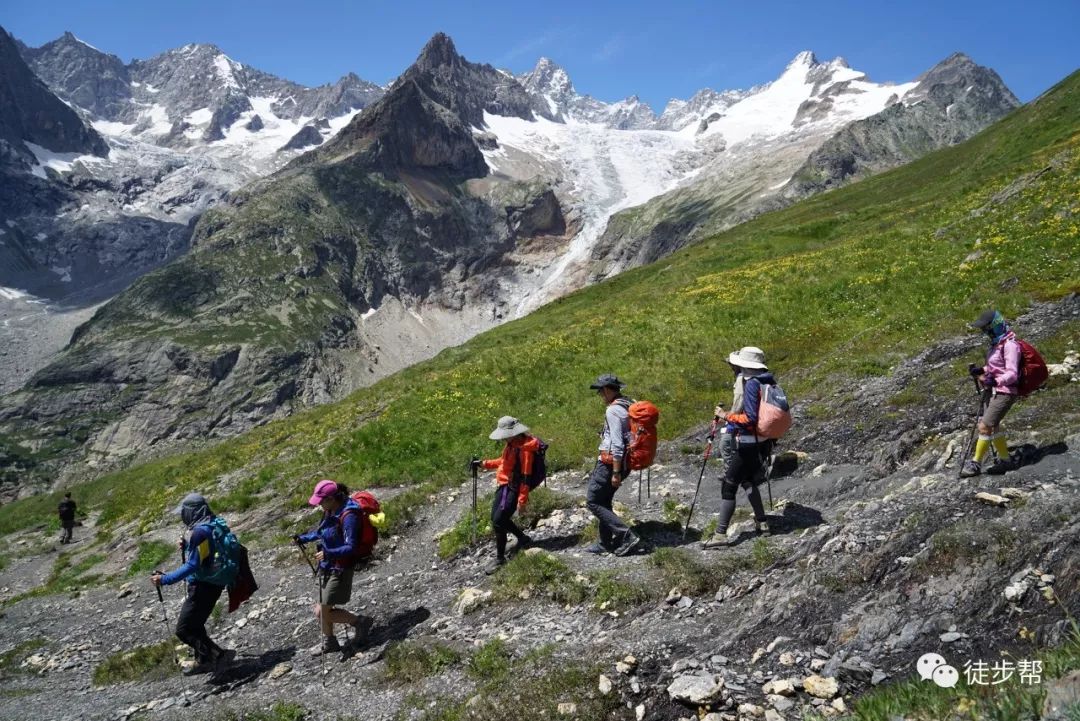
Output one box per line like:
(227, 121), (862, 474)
(470, 457), (479, 546)
(154, 578), (191, 706)
(295, 538), (317, 577)
(638, 470), (642, 505)
(683, 420), (717, 541)
(957, 376), (985, 479)
(647, 467), (651, 499)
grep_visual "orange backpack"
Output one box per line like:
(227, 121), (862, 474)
(337, 491), (381, 565)
(623, 400), (660, 470)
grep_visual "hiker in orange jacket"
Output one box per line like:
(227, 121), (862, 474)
(474, 416), (539, 574)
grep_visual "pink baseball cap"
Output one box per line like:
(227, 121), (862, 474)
(308, 479), (339, 506)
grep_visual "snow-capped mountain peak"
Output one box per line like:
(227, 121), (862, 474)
(785, 50), (819, 71)
(520, 57), (577, 115)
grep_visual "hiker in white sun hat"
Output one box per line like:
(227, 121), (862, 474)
(704, 346), (782, 548)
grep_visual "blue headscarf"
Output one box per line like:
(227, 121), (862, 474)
(985, 311), (1010, 345)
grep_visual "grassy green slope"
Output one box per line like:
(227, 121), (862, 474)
(3, 70), (1078, 534)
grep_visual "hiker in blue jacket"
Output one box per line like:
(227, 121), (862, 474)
(150, 493), (233, 675)
(295, 480), (367, 656)
(703, 347), (775, 549)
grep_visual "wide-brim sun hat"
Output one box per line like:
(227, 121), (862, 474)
(308, 479), (339, 506)
(589, 373), (626, 390)
(727, 346), (768, 370)
(490, 416), (530, 440)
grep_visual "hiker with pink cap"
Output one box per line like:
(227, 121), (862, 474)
(294, 479), (368, 656)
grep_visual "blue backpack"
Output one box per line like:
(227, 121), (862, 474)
(193, 517), (241, 587)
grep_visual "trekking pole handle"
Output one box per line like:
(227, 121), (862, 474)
(155, 584), (164, 604)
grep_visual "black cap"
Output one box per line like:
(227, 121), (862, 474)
(589, 374), (626, 390)
(970, 309), (997, 330)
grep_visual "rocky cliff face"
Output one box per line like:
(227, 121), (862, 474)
(0, 28), (107, 161)
(781, 53), (1020, 200)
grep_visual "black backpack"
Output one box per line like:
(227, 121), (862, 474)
(516, 438), (549, 489)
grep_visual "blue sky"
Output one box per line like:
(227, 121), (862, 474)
(5, 0), (1078, 109)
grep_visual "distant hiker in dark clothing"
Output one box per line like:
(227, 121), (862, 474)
(475, 416), (540, 574)
(585, 374), (641, 557)
(296, 480), (367, 656)
(704, 347), (774, 549)
(150, 493), (234, 676)
(961, 310), (1021, 477)
(58, 492), (76, 544)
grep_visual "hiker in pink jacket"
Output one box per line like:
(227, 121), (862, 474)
(961, 310), (1020, 477)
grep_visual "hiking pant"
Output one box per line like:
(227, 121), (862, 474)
(718, 432), (736, 468)
(176, 581), (225, 663)
(586, 461), (632, 548)
(491, 483), (527, 559)
(60, 523), (73, 544)
(980, 390), (1016, 429)
(717, 443), (770, 531)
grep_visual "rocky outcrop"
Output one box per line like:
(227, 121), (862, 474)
(781, 53), (1019, 200)
(0, 26), (108, 160)
(507, 189), (566, 238)
(279, 124), (323, 151)
(17, 31), (131, 120)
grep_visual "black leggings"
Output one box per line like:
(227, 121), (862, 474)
(491, 483), (527, 559)
(717, 443), (770, 530)
(175, 581), (225, 662)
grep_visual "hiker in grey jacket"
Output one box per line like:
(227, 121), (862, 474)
(585, 374), (641, 557)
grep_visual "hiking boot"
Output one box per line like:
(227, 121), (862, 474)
(985, 458), (1018, 475)
(584, 542), (610, 555)
(484, 557), (506, 575)
(756, 520), (772, 537)
(614, 532), (641, 557)
(702, 532), (731, 549)
(310, 635), (341, 657)
(959, 460), (982, 478)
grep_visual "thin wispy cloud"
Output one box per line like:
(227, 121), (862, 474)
(495, 26), (577, 68)
(592, 32), (627, 62)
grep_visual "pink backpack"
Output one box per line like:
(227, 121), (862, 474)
(756, 383), (792, 440)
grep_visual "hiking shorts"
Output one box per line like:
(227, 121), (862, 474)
(318, 567), (354, 607)
(981, 392), (1016, 428)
